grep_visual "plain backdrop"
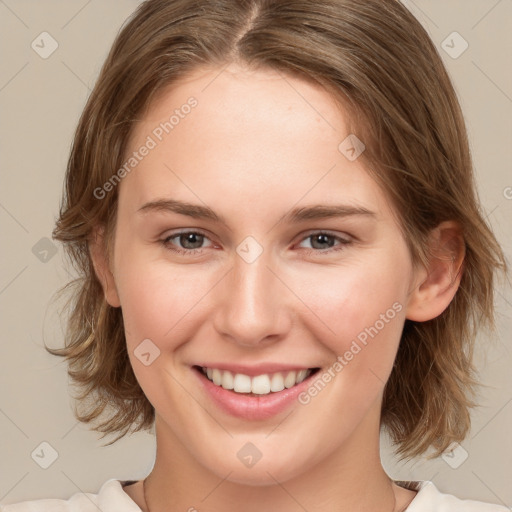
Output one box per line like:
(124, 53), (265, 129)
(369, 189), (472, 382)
(0, 0), (511, 507)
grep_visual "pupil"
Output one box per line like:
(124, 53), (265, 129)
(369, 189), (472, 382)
(181, 233), (203, 249)
(312, 234), (333, 249)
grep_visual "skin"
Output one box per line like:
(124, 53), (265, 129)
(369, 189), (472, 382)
(91, 63), (465, 512)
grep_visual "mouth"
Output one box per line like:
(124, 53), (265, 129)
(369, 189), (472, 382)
(192, 365), (321, 396)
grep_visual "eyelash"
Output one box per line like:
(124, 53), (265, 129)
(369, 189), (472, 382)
(160, 230), (353, 256)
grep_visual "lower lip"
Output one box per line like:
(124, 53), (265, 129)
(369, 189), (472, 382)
(192, 366), (320, 421)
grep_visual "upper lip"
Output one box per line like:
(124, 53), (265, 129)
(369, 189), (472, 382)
(194, 363), (319, 377)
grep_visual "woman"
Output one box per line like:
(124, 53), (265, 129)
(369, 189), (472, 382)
(2, 0), (508, 510)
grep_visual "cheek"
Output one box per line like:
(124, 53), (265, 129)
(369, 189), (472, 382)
(292, 248), (411, 389)
(289, 257), (409, 428)
(113, 247), (216, 349)
(296, 252), (409, 340)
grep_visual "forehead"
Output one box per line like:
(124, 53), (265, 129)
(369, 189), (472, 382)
(132, 63), (349, 155)
(119, 63), (391, 223)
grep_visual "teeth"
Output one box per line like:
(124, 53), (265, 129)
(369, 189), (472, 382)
(270, 372), (285, 392)
(212, 368), (223, 386)
(201, 367), (313, 395)
(221, 369), (234, 390)
(234, 373), (252, 393)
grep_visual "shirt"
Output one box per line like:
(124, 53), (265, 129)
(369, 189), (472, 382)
(1, 479), (509, 511)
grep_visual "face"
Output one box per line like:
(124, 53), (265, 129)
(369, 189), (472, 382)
(101, 63), (420, 485)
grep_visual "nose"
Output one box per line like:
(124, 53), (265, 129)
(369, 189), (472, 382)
(212, 247), (292, 348)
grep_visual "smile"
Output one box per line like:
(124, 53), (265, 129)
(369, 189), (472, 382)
(192, 365), (322, 420)
(199, 366), (320, 396)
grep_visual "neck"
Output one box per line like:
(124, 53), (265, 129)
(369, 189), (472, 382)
(142, 405), (404, 512)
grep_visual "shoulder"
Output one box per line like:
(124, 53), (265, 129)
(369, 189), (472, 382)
(405, 481), (510, 511)
(0, 480), (141, 512)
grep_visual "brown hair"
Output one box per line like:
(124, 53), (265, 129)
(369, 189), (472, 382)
(49, 0), (507, 458)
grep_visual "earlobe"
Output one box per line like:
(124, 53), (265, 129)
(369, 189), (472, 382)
(89, 225), (121, 308)
(405, 221), (465, 322)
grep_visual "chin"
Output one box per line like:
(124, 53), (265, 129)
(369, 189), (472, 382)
(202, 449), (311, 487)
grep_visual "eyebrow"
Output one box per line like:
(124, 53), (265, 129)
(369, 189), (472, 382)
(137, 199), (376, 224)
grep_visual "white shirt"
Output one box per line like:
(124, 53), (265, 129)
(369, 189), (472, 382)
(1, 480), (509, 511)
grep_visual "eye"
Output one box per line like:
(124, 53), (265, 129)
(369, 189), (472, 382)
(160, 230), (352, 257)
(297, 231), (352, 254)
(161, 230), (213, 255)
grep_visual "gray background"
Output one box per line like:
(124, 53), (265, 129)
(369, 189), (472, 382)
(0, 0), (511, 507)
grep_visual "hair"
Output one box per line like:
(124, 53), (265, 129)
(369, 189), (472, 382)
(49, 0), (507, 458)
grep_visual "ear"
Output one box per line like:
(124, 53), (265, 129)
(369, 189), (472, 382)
(89, 225), (121, 308)
(405, 221), (465, 322)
